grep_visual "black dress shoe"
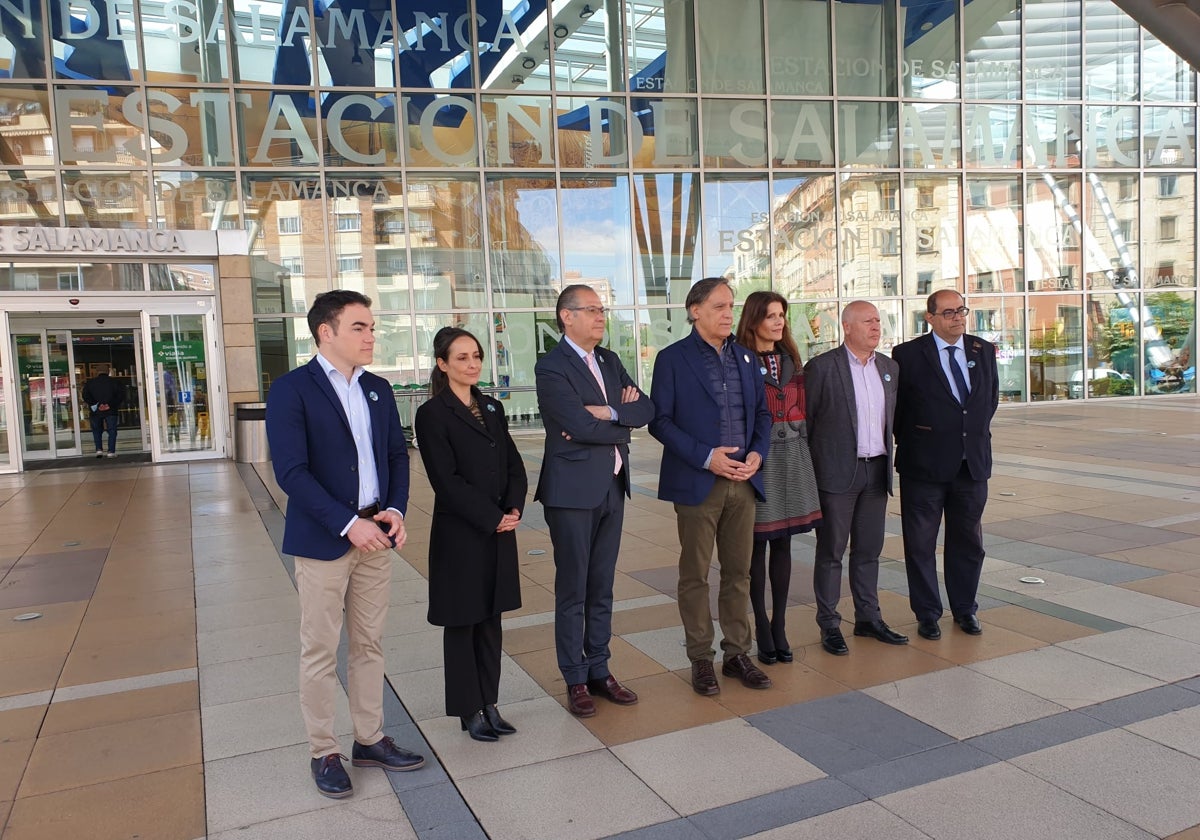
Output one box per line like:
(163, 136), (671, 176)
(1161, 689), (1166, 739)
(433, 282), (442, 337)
(917, 620), (942, 640)
(820, 629), (849, 656)
(955, 614), (983, 635)
(460, 710), (499, 742)
(351, 735), (425, 771)
(311, 754), (353, 798)
(854, 620), (909, 645)
(775, 648), (794, 663)
(484, 704), (517, 735)
(757, 649), (778, 665)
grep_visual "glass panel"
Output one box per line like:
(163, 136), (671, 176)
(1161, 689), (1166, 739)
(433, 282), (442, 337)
(968, 296), (1026, 401)
(1146, 291), (1195, 395)
(962, 0), (1020, 100)
(0, 260), (142, 292)
(0, 0), (45, 79)
(838, 101), (899, 168)
(874, 298), (904, 350)
(839, 173), (900, 299)
(702, 99), (767, 168)
(770, 101), (834, 167)
(315, 0), (397, 88)
(556, 95), (631, 168)
(74, 330), (141, 452)
(0, 85), (51, 168)
(636, 0), (696, 94)
(696, 0), (764, 94)
(153, 172), (240, 232)
(53, 86), (142, 166)
(561, 174), (633, 304)
(62, 170), (153, 229)
(397, 2), (471, 89)
(768, 0), (830, 95)
(140, 0), (231, 84)
(629, 96), (698, 168)
(1083, 173), (1137, 291)
(902, 0), (959, 99)
(701, 175), (769, 298)
(408, 175), (486, 310)
(486, 174), (561, 308)
(492, 309), (557, 424)
(1084, 1), (1137, 101)
(1144, 32), (1196, 103)
(49, 335), (73, 453)
(371, 315), (418, 387)
(903, 175), (960, 297)
(835, 0), (896, 97)
(632, 172), (700, 304)
(14, 334), (49, 454)
(52, 0), (142, 82)
(900, 102), (960, 168)
(1026, 174), (1083, 292)
(244, 173), (328, 315)
(772, 173), (837, 299)
(0, 170), (59, 225)
(1087, 105), (1138, 168)
(150, 314), (214, 453)
(1028, 293), (1082, 400)
(965, 177), (1023, 294)
(963, 104), (1020, 169)
(477, 0), (548, 92)
(1143, 173), (1195, 292)
(257, 317), (311, 396)
(1025, 104), (1081, 168)
(321, 91), (402, 167)
(1023, 0), (1081, 100)
(400, 93), (479, 167)
(237, 89), (320, 166)
(0, 343), (6, 466)
(129, 88), (241, 168)
(365, 176), (411, 312)
(1144, 107), (1196, 168)
(1083, 292), (1140, 397)
(482, 95), (556, 167)
(792, 299), (841, 360)
(232, 1), (298, 83)
(150, 263), (215, 293)
(639, 305), (692, 387)
(550, 1), (618, 94)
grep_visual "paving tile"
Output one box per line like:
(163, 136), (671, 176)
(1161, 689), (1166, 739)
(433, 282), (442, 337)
(570, 671), (736, 746)
(203, 742), (399, 834)
(1035, 556), (1165, 585)
(686, 777), (866, 840)
(1121, 572), (1200, 606)
(57, 632), (197, 686)
(979, 565), (1104, 598)
(1166, 826), (1200, 840)
(1083, 523), (1194, 547)
(611, 718), (825, 815)
(968, 645), (1162, 709)
(605, 819), (703, 840)
(1146, 612), (1200, 645)
(966, 710), (1112, 761)
(901, 615), (1047, 665)
(456, 750), (676, 840)
(1, 655), (66, 698)
(197, 619), (299, 666)
(863, 666), (1066, 739)
(195, 593), (300, 633)
(79, 586), (196, 621)
(0, 706), (45, 742)
(981, 542), (1097, 567)
(18, 710), (201, 797)
(748, 692), (953, 776)
(1126, 705), (1200, 760)
(1043, 586), (1198, 627)
(0, 601), (87, 636)
(0, 739), (34, 801)
(200, 651), (298, 707)
(383, 626), (445, 674)
(40, 681), (198, 736)
(840, 740), (997, 798)
(710, 657), (848, 717)
(500, 620), (556, 655)
(385, 665), (445, 722)
(397, 779), (486, 840)
(2, 764), (205, 840)
(511, 636), (665, 699)
(0, 623), (78, 663)
(201, 690), (354, 760)
(1080, 683), (1200, 727)
(980, 604), (1102, 644)
(1059, 627), (1200, 681)
(743, 800), (934, 840)
(796, 635), (954, 690)
(208, 787), (417, 840)
(71, 608), (196, 651)
(1013, 728), (1200, 837)
(878, 761), (1153, 840)
(622, 622), (721, 672)
(194, 576), (299, 607)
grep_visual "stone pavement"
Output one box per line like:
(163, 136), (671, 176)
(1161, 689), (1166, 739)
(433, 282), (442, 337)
(1, 396), (1199, 839)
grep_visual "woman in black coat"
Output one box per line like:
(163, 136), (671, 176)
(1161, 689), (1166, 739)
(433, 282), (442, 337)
(414, 327), (527, 742)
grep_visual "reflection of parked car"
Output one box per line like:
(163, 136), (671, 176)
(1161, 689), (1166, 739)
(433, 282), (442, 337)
(1069, 368), (1132, 397)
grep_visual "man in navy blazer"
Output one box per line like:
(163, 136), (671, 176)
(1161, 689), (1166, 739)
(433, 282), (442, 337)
(266, 290), (424, 799)
(892, 289), (999, 642)
(535, 285), (654, 718)
(649, 278), (774, 696)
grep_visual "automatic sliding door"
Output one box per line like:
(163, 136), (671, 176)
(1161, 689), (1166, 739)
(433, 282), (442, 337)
(149, 313), (215, 454)
(13, 332), (79, 458)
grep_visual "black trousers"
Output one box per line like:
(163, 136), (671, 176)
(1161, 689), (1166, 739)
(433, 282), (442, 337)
(900, 461), (989, 622)
(443, 614), (502, 718)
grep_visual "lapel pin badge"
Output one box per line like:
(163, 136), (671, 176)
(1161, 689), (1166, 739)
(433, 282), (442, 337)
(368, 390), (379, 401)
(759, 366), (768, 375)
(486, 403), (496, 412)
(967, 361), (976, 369)
(883, 373), (892, 382)
(743, 353), (750, 364)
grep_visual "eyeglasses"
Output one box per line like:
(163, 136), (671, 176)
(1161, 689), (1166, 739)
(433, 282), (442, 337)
(933, 307), (970, 319)
(568, 305), (608, 317)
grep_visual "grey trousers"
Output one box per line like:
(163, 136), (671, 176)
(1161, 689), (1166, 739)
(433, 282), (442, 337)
(813, 458), (888, 631)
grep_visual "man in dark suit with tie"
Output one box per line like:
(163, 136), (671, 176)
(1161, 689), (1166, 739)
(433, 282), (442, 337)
(535, 285), (655, 718)
(805, 300), (908, 656)
(649, 278), (774, 696)
(266, 290), (425, 799)
(892, 289), (999, 641)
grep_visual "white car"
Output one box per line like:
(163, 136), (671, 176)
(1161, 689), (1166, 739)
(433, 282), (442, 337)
(1069, 368), (1132, 397)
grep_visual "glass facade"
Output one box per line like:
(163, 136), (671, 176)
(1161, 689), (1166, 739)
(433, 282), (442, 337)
(0, 0), (1195, 413)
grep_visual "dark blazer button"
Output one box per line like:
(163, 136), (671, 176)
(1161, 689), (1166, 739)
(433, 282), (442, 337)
(350, 465), (357, 471)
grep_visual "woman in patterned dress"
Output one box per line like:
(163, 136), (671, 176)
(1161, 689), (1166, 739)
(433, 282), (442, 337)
(735, 292), (823, 664)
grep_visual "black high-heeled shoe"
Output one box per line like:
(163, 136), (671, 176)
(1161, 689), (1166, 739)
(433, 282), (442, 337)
(484, 704), (516, 735)
(776, 648), (794, 663)
(460, 710), (499, 742)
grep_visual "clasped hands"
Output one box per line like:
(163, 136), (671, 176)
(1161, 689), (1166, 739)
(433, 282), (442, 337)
(348, 509), (407, 552)
(496, 508), (521, 533)
(708, 447), (761, 481)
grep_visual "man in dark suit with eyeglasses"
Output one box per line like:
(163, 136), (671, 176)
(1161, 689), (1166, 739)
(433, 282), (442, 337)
(891, 289), (998, 641)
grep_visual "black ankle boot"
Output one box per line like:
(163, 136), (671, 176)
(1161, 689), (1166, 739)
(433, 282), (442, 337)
(484, 704), (516, 735)
(460, 710), (499, 742)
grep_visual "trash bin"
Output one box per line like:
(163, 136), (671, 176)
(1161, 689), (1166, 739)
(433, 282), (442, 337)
(235, 401), (270, 463)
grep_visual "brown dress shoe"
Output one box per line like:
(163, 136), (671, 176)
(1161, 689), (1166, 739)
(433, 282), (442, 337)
(722, 653), (773, 689)
(586, 675), (638, 705)
(566, 683), (596, 717)
(691, 659), (720, 696)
